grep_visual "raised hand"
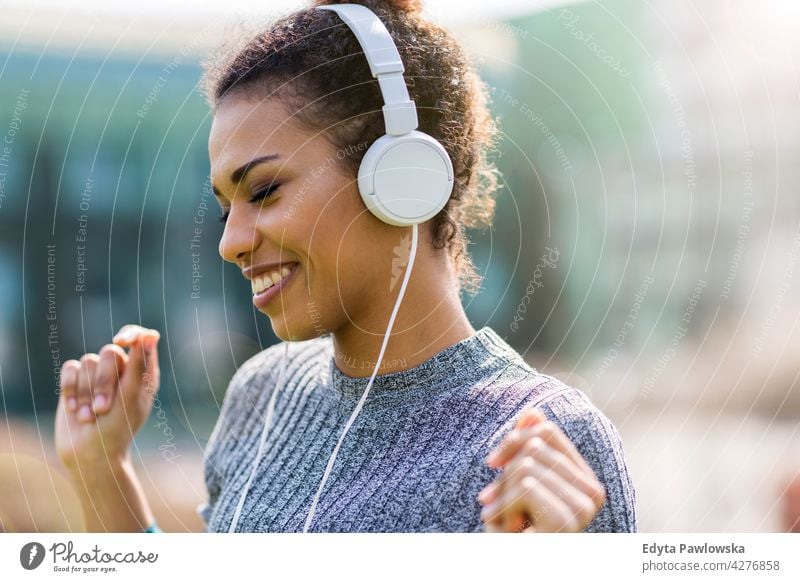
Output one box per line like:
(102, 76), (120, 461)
(478, 408), (606, 533)
(55, 325), (161, 470)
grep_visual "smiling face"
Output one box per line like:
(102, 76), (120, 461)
(209, 94), (416, 341)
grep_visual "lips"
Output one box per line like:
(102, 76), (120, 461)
(250, 262), (300, 309)
(250, 263), (297, 295)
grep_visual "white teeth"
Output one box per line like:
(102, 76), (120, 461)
(250, 264), (295, 295)
(251, 274), (273, 295)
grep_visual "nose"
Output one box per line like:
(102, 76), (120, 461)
(218, 208), (262, 264)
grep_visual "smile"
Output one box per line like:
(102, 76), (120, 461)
(251, 262), (300, 308)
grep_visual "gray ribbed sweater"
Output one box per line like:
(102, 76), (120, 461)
(198, 326), (637, 532)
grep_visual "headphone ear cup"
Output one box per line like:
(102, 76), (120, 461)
(357, 131), (454, 227)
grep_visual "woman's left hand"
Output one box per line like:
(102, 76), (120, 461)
(478, 408), (606, 532)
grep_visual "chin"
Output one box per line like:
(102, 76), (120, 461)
(268, 313), (327, 343)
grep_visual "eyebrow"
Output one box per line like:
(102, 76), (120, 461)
(212, 154), (281, 198)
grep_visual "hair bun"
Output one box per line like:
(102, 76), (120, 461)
(313, 0), (423, 16)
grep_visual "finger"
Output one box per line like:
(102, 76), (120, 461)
(494, 456), (542, 532)
(483, 475), (577, 533)
(480, 476), (525, 531)
(488, 438), (606, 507)
(521, 476), (582, 532)
(481, 472), (515, 531)
(113, 324), (160, 348)
(515, 407), (546, 430)
(488, 420), (593, 475)
(76, 354), (99, 423)
(92, 344), (127, 415)
(120, 332), (160, 400)
(480, 474), (503, 530)
(487, 424), (543, 468)
(59, 360), (81, 413)
(484, 408), (546, 478)
(478, 480), (499, 505)
(486, 422), (550, 467)
(539, 421), (596, 476)
(501, 453), (601, 531)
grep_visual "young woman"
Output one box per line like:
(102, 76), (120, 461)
(54, 0), (637, 533)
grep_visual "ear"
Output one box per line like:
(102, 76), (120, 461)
(516, 407), (546, 430)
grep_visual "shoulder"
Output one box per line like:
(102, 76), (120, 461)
(478, 367), (638, 532)
(522, 375), (639, 532)
(448, 361), (637, 533)
(527, 374), (624, 453)
(473, 364), (624, 459)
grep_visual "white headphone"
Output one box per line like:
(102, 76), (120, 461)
(228, 3), (451, 533)
(323, 3), (454, 226)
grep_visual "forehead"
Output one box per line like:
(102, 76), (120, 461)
(208, 95), (315, 178)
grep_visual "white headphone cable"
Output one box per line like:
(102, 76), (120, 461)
(228, 340), (290, 533)
(302, 222), (418, 532)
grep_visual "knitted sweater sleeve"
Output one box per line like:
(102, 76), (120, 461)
(468, 379), (638, 533)
(537, 387), (638, 532)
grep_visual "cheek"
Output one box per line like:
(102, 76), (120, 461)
(303, 177), (367, 265)
(301, 182), (386, 297)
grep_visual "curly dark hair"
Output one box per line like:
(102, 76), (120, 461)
(201, 0), (501, 296)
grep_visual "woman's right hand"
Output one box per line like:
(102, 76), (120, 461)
(55, 325), (161, 472)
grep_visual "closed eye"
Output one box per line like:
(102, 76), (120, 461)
(248, 182), (281, 204)
(218, 183), (282, 223)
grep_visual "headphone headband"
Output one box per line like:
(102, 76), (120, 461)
(318, 4), (419, 136)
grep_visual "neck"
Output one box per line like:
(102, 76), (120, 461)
(331, 256), (476, 379)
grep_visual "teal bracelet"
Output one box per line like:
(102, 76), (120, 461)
(143, 522), (162, 533)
